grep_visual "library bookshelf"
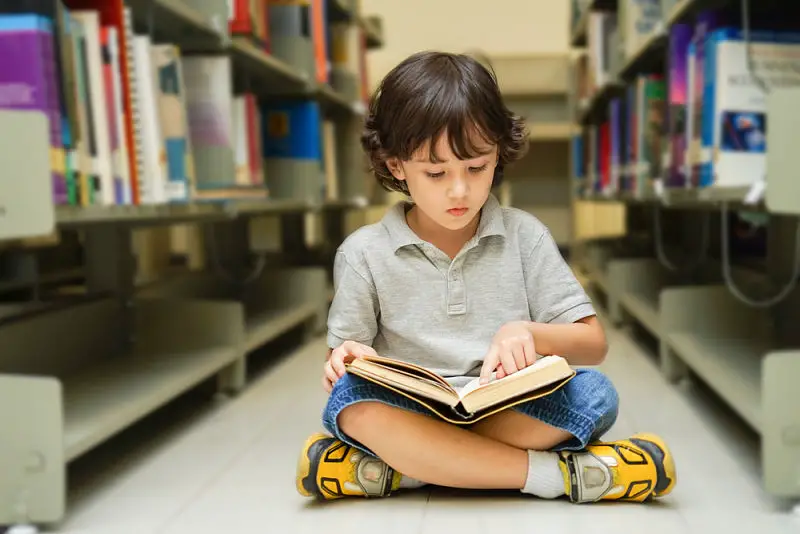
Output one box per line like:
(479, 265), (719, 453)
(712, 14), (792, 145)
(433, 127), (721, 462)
(0, 0), (385, 528)
(569, 0), (800, 500)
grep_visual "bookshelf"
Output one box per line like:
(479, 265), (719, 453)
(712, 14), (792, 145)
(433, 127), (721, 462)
(569, 0), (800, 499)
(0, 0), (385, 528)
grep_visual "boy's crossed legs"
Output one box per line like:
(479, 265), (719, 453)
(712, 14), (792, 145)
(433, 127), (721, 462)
(296, 369), (676, 504)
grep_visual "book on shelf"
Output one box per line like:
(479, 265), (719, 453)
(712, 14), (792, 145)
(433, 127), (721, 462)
(700, 27), (800, 189)
(344, 354), (576, 424)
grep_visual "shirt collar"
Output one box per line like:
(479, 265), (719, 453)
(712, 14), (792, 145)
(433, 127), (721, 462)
(382, 193), (507, 252)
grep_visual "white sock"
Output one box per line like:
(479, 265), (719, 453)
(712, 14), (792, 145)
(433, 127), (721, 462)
(521, 450), (566, 499)
(397, 474), (427, 490)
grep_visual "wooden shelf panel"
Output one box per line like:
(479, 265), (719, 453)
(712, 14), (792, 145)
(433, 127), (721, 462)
(620, 290), (660, 336)
(245, 303), (319, 352)
(666, 332), (765, 431)
(64, 343), (239, 461)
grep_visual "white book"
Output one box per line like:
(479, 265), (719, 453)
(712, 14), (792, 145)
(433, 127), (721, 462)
(71, 10), (116, 205)
(232, 95), (250, 185)
(105, 26), (133, 204)
(133, 35), (167, 203)
(123, 7), (146, 203)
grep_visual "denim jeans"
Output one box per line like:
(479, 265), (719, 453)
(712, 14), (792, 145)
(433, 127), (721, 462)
(322, 368), (620, 456)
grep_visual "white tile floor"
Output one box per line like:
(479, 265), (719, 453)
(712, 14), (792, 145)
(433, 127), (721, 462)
(47, 325), (800, 534)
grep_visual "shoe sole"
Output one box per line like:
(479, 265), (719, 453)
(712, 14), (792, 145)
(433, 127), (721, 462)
(630, 432), (676, 497)
(296, 432), (332, 498)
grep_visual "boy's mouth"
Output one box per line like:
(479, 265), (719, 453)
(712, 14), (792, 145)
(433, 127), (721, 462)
(447, 207), (468, 217)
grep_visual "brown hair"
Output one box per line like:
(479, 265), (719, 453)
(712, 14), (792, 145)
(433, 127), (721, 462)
(361, 51), (529, 194)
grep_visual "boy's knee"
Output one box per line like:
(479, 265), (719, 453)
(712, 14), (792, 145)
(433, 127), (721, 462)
(338, 401), (385, 435)
(570, 369), (619, 418)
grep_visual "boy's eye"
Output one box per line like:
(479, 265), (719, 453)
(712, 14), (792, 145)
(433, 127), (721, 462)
(469, 163), (488, 174)
(426, 171), (445, 179)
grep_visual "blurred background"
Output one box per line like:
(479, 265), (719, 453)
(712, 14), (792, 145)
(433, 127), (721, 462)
(1, 0), (800, 532)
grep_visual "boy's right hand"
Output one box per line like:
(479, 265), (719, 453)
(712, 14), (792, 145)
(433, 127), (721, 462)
(323, 340), (378, 392)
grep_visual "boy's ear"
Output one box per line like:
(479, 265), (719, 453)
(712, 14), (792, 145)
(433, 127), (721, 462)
(385, 158), (406, 181)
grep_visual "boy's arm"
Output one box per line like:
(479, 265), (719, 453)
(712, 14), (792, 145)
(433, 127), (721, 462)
(523, 229), (607, 365)
(326, 250), (380, 354)
(525, 315), (607, 365)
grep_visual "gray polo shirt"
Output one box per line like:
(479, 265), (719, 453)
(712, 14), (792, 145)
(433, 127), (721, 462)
(327, 194), (595, 386)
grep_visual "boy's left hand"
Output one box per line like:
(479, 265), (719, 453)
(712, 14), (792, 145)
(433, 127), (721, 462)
(479, 321), (537, 385)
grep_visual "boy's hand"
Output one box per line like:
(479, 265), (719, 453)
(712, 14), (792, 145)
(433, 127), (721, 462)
(323, 340), (378, 392)
(479, 321), (537, 385)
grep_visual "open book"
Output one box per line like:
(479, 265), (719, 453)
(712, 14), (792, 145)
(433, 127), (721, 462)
(344, 354), (575, 424)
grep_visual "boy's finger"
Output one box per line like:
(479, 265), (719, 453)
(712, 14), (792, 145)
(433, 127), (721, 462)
(479, 346), (498, 384)
(331, 354), (347, 377)
(496, 363), (506, 379)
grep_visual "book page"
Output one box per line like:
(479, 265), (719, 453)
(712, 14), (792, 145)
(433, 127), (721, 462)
(458, 356), (573, 413)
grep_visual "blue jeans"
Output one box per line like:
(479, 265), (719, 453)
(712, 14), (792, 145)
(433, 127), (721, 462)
(322, 368), (619, 456)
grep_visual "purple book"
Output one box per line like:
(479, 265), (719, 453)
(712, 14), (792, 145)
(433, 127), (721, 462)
(0, 14), (67, 204)
(666, 23), (694, 188)
(609, 98), (621, 194)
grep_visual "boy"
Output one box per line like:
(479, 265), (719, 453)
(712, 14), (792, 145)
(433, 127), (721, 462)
(296, 51), (676, 504)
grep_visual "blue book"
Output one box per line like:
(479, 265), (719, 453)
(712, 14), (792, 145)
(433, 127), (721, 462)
(261, 100), (322, 161)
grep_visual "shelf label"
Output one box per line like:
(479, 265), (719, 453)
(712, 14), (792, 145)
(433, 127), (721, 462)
(0, 110), (55, 241)
(743, 178), (766, 205)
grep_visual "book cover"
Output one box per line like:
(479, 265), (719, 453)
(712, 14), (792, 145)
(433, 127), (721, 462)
(261, 100), (322, 160)
(0, 14), (68, 204)
(152, 44), (194, 202)
(701, 28), (800, 188)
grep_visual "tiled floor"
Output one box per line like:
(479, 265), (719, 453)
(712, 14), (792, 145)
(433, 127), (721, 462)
(47, 325), (800, 534)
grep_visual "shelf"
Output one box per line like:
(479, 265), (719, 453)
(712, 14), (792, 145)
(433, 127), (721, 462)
(570, 8), (589, 47)
(579, 81), (626, 125)
(229, 37), (309, 95)
(64, 341), (239, 461)
(245, 302), (319, 352)
(618, 26), (668, 82)
(0, 297), (245, 524)
(127, 0), (225, 52)
(54, 197), (368, 229)
(666, 332), (764, 431)
(660, 185), (763, 210)
(327, 0), (355, 22)
(620, 290), (660, 335)
(359, 15), (384, 49)
(56, 202), (225, 227)
(528, 121), (578, 141)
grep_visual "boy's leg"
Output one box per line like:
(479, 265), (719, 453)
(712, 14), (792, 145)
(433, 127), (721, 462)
(471, 368), (677, 503)
(297, 373), (530, 499)
(297, 371), (675, 503)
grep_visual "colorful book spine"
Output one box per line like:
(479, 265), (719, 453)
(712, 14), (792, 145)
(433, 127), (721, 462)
(0, 14), (68, 204)
(665, 23), (693, 188)
(609, 97), (621, 194)
(624, 84), (637, 192)
(688, 10), (726, 187)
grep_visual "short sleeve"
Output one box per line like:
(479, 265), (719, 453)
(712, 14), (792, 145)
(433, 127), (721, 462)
(326, 250), (380, 349)
(524, 230), (595, 324)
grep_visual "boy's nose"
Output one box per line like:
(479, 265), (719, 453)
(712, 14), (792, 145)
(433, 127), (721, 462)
(449, 175), (469, 198)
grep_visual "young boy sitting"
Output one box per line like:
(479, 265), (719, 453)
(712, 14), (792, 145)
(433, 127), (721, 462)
(296, 51), (676, 504)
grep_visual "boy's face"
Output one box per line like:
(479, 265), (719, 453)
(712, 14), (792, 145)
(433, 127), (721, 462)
(387, 131), (498, 232)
